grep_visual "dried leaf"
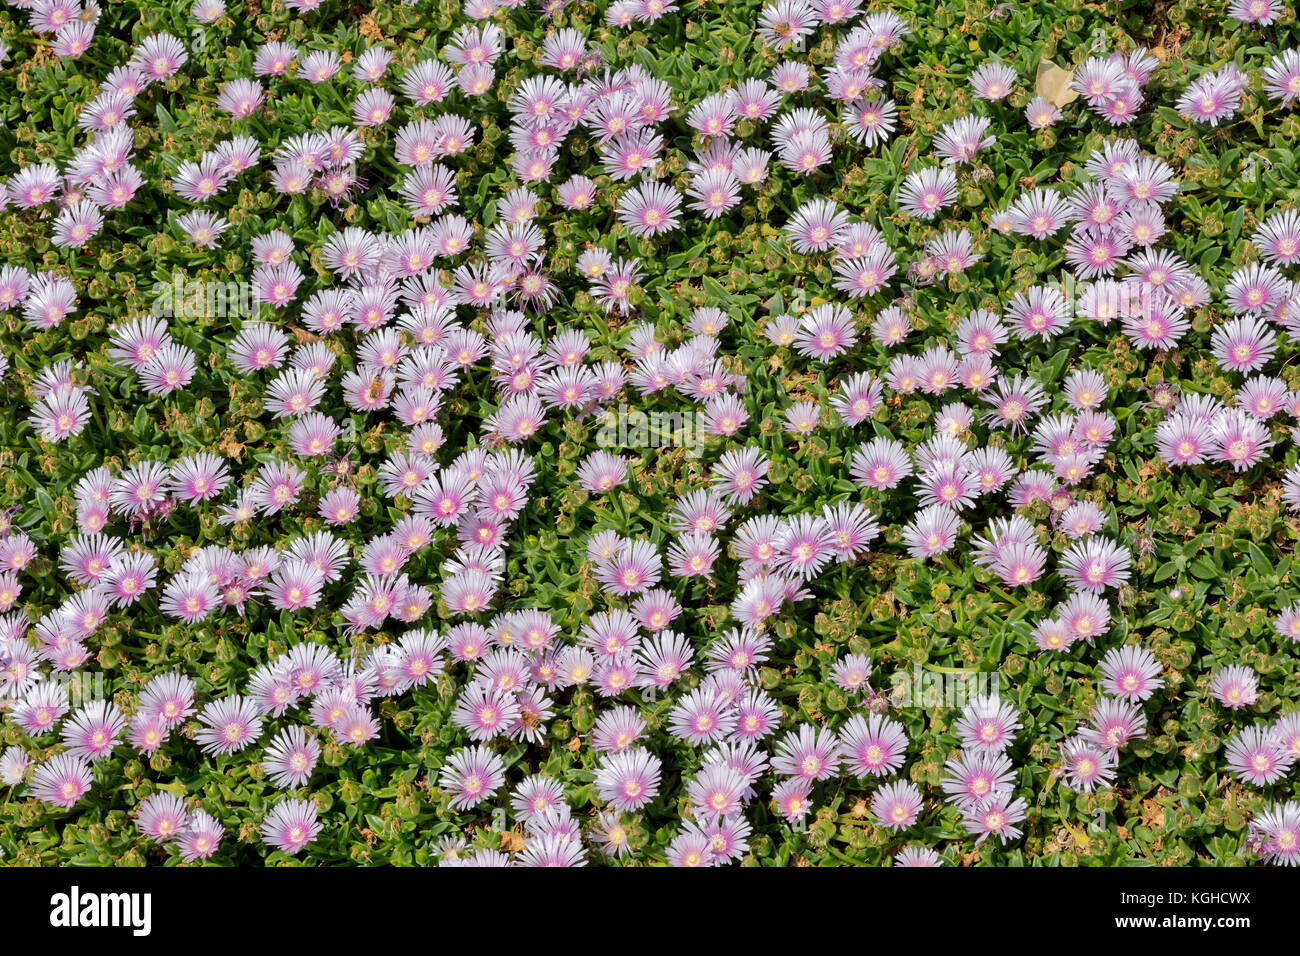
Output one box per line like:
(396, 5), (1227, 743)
(1036, 58), (1080, 107)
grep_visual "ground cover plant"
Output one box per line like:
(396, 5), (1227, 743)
(0, 0), (1299, 867)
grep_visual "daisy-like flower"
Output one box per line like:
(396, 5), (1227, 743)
(772, 724), (839, 781)
(702, 742), (769, 806)
(439, 745), (507, 810)
(783, 400), (821, 436)
(962, 794), (1028, 845)
(1059, 536), (1131, 592)
(1263, 49), (1300, 107)
(194, 695), (262, 755)
(1267, 711), (1300, 761)
(667, 688), (735, 745)
(822, 502), (880, 562)
(29, 754), (93, 809)
(793, 303), (858, 361)
(515, 831), (586, 868)
(918, 462), (977, 511)
(926, 229), (981, 277)
(1249, 802), (1300, 867)
(168, 453), (229, 504)
(442, 568), (498, 614)
(1225, 725), (1293, 785)
(757, 0), (817, 50)
(228, 322), (291, 373)
(1274, 602), (1300, 644)
(699, 814), (751, 863)
(331, 705), (379, 747)
(262, 726), (320, 789)
(1099, 644), (1164, 701)
(575, 451), (629, 493)
(993, 540), (1048, 588)
(98, 548), (152, 608)
(617, 182), (682, 237)
(1211, 409), (1273, 472)
(842, 98), (898, 147)
(451, 682), (521, 741)
(942, 750), (1016, 810)
(1115, 158), (1178, 208)
(8, 164), (61, 209)
(13, 682), (68, 736)
(216, 78), (264, 118)
(1211, 316), (1277, 374)
(628, 592), (681, 636)
(833, 248), (898, 298)
(830, 373), (884, 427)
(1066, 228), (1130, 280)
(663, 823), (713, 868)
(898, 166), (958, 219)
(139, 672), (196, 727)
(1010, 189), (1070, 240)
(783, 198), (850, 254)
(1059, 737), (1117, 793)
(557, 174), (598, 210)
(32, 0), (83, 33)
(1055, 591), (1110, 643)
(1063, 369), (1108, 410)
(192, 0), (227, 22)
(873, 780), (923, 831)
(511, 777), (568, 825)
(1025, 96), (1063, 129)
(262, 798), (321, 855)
(250, 460), (308, 514)
(1072, 56), (1131, 106)
(850, 437), (912, 489)
(873, 308), (915, 348)
(895, 846), (943, 867)
(687, 92), (736, 139)
(177, 810), (224, 862)
(982, 374), (1047, 434)
(140, 343), (197, 395)
(591, 707), (647, 755)
(61, 699), (126, 762)
(132, 33), (188, 80)
(136, 792), (190, 843)
(1240, 367), (1285, 417)
(172, 157), (234, 203)
(486, 393), (547, 443)
(667, 532), (721, 580)
(1225, 264), (1288, 318)
(1082, 697), (1147, 752)
(1117, 206), (1168, 247)
(712, 447), (770, 504)
(595, 747), (661, 811)
(1209, 665), (1259, 710)
(636, 632), (695, 690)
(52, 202), (103, 248)
(902, 504), (961, 560)
(771, 513), (836, 580)
(969, 60), (1016, 100)
(0, 265), (32, 309)
(772, 777), (812, 823)
(30, 388), (91, 443)
(594, 539), (661, 595)
(838, 713), (907, 777)
(955, 694), (1022, 754)
(177, 210), (229, 248)
(687, 763), (748, 819)
(1155, 412), (1213, 467)
(933, 115), (994, 164)
(1176, 64), (1248, 127)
